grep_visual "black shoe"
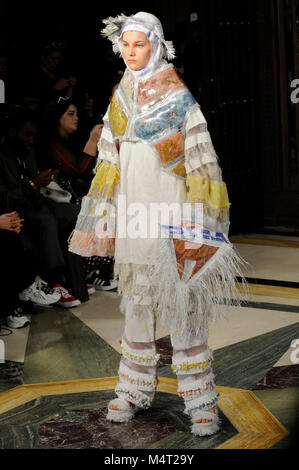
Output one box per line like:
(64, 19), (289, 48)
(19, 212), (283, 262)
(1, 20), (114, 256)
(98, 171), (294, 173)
(86, 270), (118, 291)
(5, 304), (31, 329)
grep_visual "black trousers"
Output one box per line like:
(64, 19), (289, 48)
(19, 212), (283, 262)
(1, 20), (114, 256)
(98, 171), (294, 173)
(0, 230), (36, 318)
(20, 202), (88, 302)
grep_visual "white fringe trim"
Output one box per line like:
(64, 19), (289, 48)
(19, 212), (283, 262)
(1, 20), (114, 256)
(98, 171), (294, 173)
(115, 384), (153, 409)
(177, 370), (215, 397)
(119, 361), (158, 392)
(172, 347), (213, 375)
(185, 389), (219, 416)
(191, 410), (219, 422)
(191, 421), (220, 436)
(149, 239), (249, 339)
(164, 40), (176, 60)
(121, 337), (160, 366)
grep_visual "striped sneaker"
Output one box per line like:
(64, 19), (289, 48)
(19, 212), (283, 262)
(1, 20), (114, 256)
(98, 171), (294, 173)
(86, 270), (118, 291)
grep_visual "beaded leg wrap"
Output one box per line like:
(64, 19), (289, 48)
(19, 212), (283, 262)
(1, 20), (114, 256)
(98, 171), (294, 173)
(172, 345), (220, 436)
(107, 336), (160, 423)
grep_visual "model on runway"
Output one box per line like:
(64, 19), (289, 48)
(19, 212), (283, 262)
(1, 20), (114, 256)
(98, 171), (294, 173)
(69, 11), (247, 436)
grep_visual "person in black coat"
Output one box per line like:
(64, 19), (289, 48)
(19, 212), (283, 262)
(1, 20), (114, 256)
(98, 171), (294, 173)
(0, 107), (89, 307)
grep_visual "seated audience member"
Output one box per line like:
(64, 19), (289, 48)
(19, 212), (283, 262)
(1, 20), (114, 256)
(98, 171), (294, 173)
(38, 97), (117, 290)
(0, 211), (61, 329)
(38, 97), (102, 203)
(23, 42), (78, 116)
(0, 107), (90, 307)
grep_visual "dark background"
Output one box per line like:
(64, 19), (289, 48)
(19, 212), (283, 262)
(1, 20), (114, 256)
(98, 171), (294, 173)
(1, 0), (298, 235)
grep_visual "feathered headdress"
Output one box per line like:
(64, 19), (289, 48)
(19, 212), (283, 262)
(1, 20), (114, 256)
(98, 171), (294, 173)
(101, 12), (176, 61)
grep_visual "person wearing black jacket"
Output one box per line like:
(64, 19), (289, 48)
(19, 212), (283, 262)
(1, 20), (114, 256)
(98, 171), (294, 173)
(0, 107), (89, 307)
(0, 210), (61, 329)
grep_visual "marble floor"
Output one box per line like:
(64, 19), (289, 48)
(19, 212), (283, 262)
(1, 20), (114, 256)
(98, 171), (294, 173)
(0, 234), (298, 449)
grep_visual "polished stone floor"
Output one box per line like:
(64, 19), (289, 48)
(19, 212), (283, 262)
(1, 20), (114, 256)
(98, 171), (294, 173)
(0, 234), (299, 449)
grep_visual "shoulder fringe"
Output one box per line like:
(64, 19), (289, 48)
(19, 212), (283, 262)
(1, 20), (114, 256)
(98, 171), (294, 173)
(148, 239), (250, 340)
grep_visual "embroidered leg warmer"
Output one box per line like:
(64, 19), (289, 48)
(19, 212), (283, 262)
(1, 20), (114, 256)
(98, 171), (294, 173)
(107, 295), (159, 422)
(172, 342), (220, 436)
(115, 336), (160, 409)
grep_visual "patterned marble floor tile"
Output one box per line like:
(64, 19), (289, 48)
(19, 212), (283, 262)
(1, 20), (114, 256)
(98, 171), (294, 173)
(253, 387), (299, 449)
(0, 390), (237, 449)
(23, 308), (121, 384)
(158, 322), (299, 391)
(212, 322), (299, 390)
(0, 361), (24, 393)
(156, 336), (172, 367)
(253, 365), (299, 390)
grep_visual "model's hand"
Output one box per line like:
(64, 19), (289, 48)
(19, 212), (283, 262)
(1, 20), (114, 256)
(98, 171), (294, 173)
(33, 169), (59, 188)
(0, 212), (24, 233)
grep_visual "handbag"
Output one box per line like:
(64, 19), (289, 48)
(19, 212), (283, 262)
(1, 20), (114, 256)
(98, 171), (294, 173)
(40, 181), (72, 203)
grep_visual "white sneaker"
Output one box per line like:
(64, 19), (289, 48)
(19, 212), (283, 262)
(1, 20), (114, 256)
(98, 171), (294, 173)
(19, 276), (61, 306)
(5, 305), (30, 329)
(52, 284), (81, 308)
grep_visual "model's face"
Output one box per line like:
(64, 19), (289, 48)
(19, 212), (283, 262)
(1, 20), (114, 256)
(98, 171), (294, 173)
(59, 104), (78, 137)
(121, 31), (151, 71)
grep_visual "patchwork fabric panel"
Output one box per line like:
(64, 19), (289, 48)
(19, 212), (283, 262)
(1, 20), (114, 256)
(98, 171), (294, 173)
(171, 161), (187, 178)
(155, 132), (184, 167)
(173, 239), (219, 280)
(135, 92), (196, 141)
(138, 66), (185, 106)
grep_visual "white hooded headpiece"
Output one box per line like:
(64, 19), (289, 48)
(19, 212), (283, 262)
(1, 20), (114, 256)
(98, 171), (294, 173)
(101, 12), (175, 77)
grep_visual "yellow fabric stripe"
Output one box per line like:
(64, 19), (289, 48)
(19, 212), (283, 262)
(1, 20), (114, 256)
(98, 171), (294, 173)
(187, 175), (230, 209)
(88, 161), (120, 198)
(109, 95), (128, 136)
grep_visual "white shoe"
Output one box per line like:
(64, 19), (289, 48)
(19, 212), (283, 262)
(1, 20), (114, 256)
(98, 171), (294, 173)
(19, 276), (61, 306)
(106, 398), (140, 423)
(5, 305), (30, 329)
(191, 408), (220, 437)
